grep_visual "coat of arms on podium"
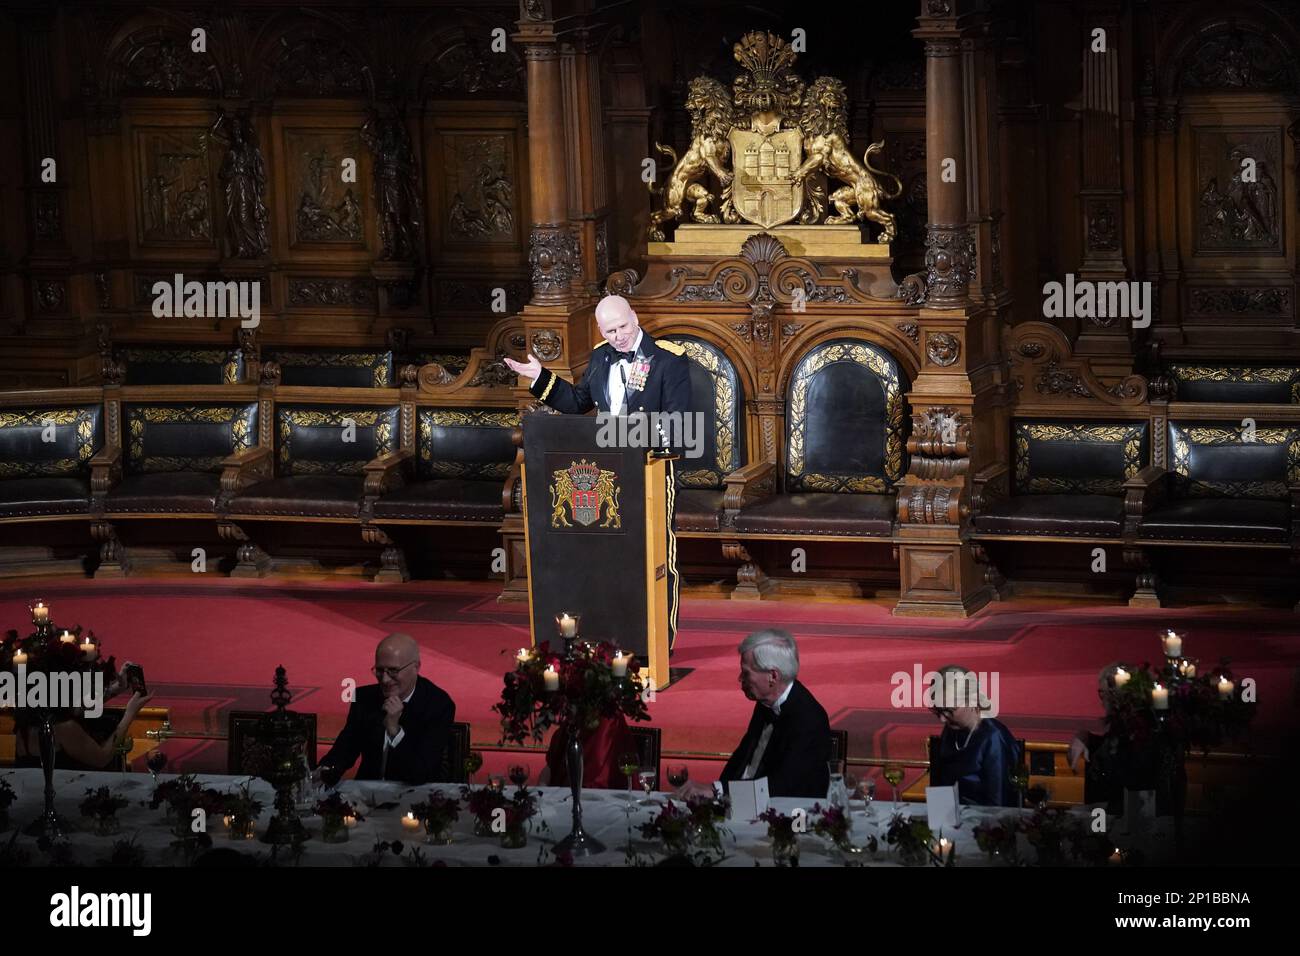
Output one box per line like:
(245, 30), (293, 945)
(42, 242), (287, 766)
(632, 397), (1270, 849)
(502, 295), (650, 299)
(550, 459), (621, 528)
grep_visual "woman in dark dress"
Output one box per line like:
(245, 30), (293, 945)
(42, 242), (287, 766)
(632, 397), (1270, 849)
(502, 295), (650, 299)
(927, 665), (1021, 807)
(13, 680), (150, 771)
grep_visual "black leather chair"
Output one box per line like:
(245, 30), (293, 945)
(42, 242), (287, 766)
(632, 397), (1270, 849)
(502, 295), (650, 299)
(104, 402), (259, 517)
(0, 403), (101, 523)
(227, 710), (318, 776)
(658, 335), (746, 535)
(734, 339), (907, 538)
(263, 349), (394, 388)
(440, 721), (472, 784)
(829, 728), (849, 777)
(118, 347), (245, 385)
(1167, 365), (1300, 404)
(1139, 421), (1300, 546)
(972, 420), (1149, 539)
(369, 407), (518, 524)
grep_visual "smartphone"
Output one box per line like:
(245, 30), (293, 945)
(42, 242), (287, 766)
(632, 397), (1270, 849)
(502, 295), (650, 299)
(120, 662), (147, 696)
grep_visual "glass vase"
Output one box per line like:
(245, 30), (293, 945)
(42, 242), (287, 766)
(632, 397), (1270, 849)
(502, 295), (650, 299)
(772, 837), (799, 867)
(229, 818), (256, 841)
(425, 820), (453, 846)
(896, 844), (929, 867)
(500, 826), (527, 849)
(93, 815), (121, 837)
(321, 816), (349, 843)
(473, 816), (493, 837)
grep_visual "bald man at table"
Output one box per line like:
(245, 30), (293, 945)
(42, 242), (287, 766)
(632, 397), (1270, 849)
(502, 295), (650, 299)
(317, 633), (456, 785)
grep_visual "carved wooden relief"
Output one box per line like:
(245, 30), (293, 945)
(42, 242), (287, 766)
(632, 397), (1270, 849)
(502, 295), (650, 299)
(1194, 129), (1282, 253)
(425, 33), (524, 96)
(114, 28), (221, 95)
(134, 127), (213, 245)
(271, 31), (369, 97)
(443, 135), (516, 242)
(1179, 29), (1294, 93)
(284, 130), (365, 247)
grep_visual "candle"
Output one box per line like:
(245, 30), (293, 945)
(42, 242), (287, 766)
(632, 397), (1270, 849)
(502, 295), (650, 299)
(543, 665), (560, 692)
(1161, 631), (1182, 658)
(611, 651), (628, 678)
(1178, 660), (1196, 678)
(1217, 676), (1234, 700)
(401, 812), (421, 831)
(12, 650), (28, 666)
(1112, 667), (1130, 688)
(59, 630), (77, 644)
(558, 614), (576, 639)
(32, 602), (49, 623)
(222, 815), (233, 829)
(935, 838), (953, 863)
(80, 640), (98, 662)
(343, 815), (358, 828)
(1108, 847), (1123, 865)
(1151, 683), (1168, 710)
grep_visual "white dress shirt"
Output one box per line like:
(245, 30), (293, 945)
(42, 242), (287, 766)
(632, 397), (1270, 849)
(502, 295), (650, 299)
(607, 330), (644, 415)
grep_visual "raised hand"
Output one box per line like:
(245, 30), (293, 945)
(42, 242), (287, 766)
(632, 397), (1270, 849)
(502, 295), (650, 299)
(503, 353), (542, 382)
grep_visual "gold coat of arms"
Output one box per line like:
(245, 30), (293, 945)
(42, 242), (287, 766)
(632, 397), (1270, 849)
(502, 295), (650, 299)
(550, 459), (621, 528)
(729, 127), (803, 229)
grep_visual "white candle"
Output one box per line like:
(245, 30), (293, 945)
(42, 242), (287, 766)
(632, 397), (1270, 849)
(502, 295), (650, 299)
(611, 651), (628, 678)
(1161, 631), (1182, 658)
(1112, 667), (1130, 688)
(401, 812), (421, 831)
(936, 838), (953, 863)
(343, 815), (358, 828)
(1151, 683), (1169, 710)
(1178, 660), (1196, 678)
(222, 814), (233, 829)
(80, 640), (98, 662)
(12, 650), (28, 666)
(1217, 676), (1234, 700)
(59, 630), (77, 644)
(543, 665), (560, 692)
(1108, 847), (1123, 865)
(32, 603), (49, 623)
(558, 614), (576, 639)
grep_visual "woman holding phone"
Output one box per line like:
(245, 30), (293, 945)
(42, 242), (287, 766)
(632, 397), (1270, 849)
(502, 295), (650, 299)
(13, 666), (152, 771)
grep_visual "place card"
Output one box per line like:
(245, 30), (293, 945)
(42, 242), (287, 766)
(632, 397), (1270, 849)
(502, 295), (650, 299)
(729, 777), (769, 820)
(925, 784), (960, 830)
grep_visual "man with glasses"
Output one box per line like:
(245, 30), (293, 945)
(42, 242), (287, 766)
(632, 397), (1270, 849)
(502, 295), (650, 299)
(317, 633), (456, 785)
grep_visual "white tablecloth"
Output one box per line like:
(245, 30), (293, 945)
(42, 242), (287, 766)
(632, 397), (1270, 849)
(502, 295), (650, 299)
(0, 769), (1176, 867)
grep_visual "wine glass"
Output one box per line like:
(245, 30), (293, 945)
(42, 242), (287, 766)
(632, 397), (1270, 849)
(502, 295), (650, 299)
(883, 765), (904, 811)
(618, 751), (639, 804)
(637, 767), (658, 806)
(464, 751), (484, 784)
(146, 749), (167, 784)
(508, 764), (529, 788)
(666, 763), (689, 797)
(864, 778), (876, 818)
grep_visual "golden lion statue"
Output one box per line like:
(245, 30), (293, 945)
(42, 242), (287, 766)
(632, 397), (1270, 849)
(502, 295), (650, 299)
(792, 76), (903, 240)
(647, 76), (735, 241)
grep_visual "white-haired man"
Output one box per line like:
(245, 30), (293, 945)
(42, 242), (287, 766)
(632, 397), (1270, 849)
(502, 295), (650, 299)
(714, 629), (831, 798)
(504, 294), (692, 649)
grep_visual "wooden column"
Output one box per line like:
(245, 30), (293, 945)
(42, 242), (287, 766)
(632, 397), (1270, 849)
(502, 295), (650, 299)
(560, 25), (614, 296)
(894, 0), (989, 618)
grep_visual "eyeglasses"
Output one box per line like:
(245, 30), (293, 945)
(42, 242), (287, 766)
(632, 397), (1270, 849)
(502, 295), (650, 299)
(372, 661), (416, 680)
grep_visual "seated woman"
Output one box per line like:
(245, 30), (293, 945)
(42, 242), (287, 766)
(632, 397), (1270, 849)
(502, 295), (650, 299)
(1069, 662), (1169, 813)
(927, 665), (1020, 807)
(13, 675), (151, 771)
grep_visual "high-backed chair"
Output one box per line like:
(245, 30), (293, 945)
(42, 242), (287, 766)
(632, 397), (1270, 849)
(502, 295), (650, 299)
(0, 400), (102, 525)
(1167, 364), (1300, 404)
(440, 721), (472, 784)
(118, 346), (245, 385)
(262, 349), (394, 388)
(733, 338), (908, 538)
(658, 335), (746, 534)
(219, 401), (407, 576)
(227, 709), (319, 776)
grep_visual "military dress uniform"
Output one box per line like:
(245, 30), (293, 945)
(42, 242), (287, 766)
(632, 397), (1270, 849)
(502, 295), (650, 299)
(528, 331), (692, 650)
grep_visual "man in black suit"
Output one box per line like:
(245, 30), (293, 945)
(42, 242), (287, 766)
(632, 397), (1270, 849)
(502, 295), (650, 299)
(504, 294), (693, 649)
(317, 633), (455, 785)
(717, 629), (831, 799)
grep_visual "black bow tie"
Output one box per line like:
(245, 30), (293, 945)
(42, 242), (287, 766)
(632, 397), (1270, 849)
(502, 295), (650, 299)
(616, 349), (636, 363)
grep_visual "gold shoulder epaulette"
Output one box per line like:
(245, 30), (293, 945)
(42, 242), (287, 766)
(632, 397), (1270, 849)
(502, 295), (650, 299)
(657, 340), (686, 356)
(594, 341), (610, 349)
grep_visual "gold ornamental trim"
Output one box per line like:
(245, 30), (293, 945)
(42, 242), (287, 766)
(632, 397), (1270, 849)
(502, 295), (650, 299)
(1014, 422), (1146, 495)
(663, 337), (736, 483)
(125, 404), (257, 473)
(0, 407), (98, 478)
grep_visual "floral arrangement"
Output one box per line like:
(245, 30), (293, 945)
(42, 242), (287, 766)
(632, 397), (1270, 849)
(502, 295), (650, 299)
(1018, 807), (1073, 864)
(885, 812), (936, 865)
(410, 791), (461, 832)
(461, 784), (507, 829)
(1105, 656), (1253, 755)
(312, 792), (363, 823)
(1, 619), (119, 720)
(810, 802), (854, 849)
(148, 774), (226, 819)
(494, 641), (650, 744)
(222, 783), (264, 828)
(79, 786), (129, 821)
(973, 816), (1020, 860)
(97, 837), (147, 868)
(639, 796), (729, 863)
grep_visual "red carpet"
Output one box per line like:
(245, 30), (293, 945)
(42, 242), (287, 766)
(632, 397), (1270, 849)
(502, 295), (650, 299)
(4, 580), (1296, 780)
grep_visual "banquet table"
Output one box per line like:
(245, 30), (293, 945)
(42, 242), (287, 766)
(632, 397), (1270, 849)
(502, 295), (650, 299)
(0, 769), (1178, 867)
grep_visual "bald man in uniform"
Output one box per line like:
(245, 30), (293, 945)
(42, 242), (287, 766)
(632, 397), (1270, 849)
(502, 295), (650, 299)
(504, 294), (692, 650)
(318, 632), (456, 785)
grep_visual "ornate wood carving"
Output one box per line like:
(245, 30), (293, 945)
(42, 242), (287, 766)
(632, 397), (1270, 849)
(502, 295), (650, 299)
(923, 223), (975, 305)
(1006, 321), (1148, 408)
(530, 329), (562, 362)
(1195, 129), (1281, 252)
(426, 31), (524, 96)
(113, 28), (221, 95)
(1178, 28), (1295, 93)
(286, 131), (364, 245)
(270, 30), (369, 97)
(438, 280), (528, 314)
(528, 225), (581, 299)
(287, 277), (376, 307)
(363, 109), (424, 261)
(926, 332), (960, 367)
(135, 128), (212, 244)
(444, 135), (515, 241)
(1188, 286), (1291, 317)
(212, 110), (270, 259)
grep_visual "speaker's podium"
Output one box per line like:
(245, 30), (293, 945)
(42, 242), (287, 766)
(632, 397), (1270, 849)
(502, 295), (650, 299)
(522, 413), (671, 690)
